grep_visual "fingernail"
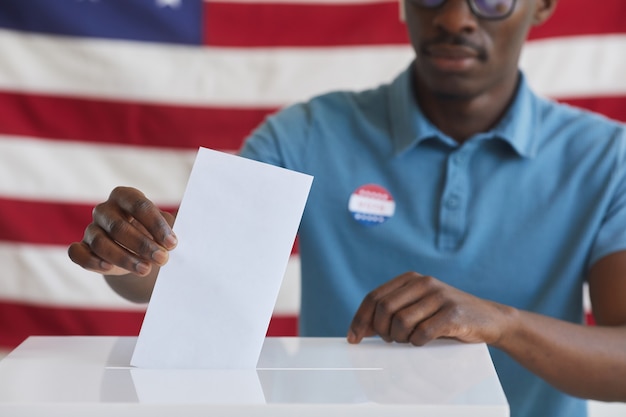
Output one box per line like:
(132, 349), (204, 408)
(136, 261), (150, 275)
(100, 260), (113, 270)
(347, 329), (357, 344)
(164, 233), (178, 249)
(152, 249), (169, 265)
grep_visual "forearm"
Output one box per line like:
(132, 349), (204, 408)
(104, 269), (158, 304)
(494, 308), (626, 401)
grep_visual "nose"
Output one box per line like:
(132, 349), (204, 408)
(431, 0), (478, 34)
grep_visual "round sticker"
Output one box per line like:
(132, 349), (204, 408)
(348, 184), (396, 226)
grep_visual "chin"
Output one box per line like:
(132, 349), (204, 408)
(415, 65), (485, 101)
(429, 80), (482, 101)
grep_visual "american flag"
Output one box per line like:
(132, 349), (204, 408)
(0, 0), (624, 351)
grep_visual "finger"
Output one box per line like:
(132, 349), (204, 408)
(161, 210), (176, 228)
(408, 310), (452, 346)
(371, 276), (437, 342)
(388, 291), (443, 343)
(110, 187), (177, 250)
(406, 296), (478, 346)
(347, 272), (419, 343)
(68, 241), (114, 273)
(347, 294), (376, 344)
(82, 223), (156, 276)
(68, 239), (147, 276)
(92, 203), (170, 267)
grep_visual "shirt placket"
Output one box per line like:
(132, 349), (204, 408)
(438, 147), (472, 251)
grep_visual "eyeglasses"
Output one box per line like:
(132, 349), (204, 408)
(408, 0), (517, 20)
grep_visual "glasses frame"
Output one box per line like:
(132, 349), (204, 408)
(407, 0), (518, 20)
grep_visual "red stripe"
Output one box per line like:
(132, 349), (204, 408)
(528, 0), (626, 41)
(0, 198), (301, 256)
(1, 92), (624, 150)
(204, 1), (409, 47)
(203, 1), (625, 48)
(0, 91), (275, 150)
(267, 315), (299, 338)
(0, 198), (178, 246)
(0, 300), (145, 349)
(559, 96), (626, 123)
(0, 300), (298, 349)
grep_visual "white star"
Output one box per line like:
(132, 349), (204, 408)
(156, 0), (181, 8)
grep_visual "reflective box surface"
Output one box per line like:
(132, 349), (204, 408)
(0, 336), (509, 417)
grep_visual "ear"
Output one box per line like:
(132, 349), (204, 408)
(532, 0), (558, 26)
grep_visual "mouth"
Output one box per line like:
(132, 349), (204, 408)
(424, 44), (482, 72)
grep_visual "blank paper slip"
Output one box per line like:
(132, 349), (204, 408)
(131, 147), (313, 369)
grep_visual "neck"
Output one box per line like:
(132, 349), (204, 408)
(414, 72), (520, 144)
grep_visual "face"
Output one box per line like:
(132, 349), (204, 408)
(403, 0), (541, 101)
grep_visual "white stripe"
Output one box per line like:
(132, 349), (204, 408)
(0, 242), (146, 310)
(0, 29), (413, 107)
(275, 255), (301, 314)
(2, 30), (626, 107)
(0, 135), (195, 205)
(0, 241), (586, 317)
(521, 35), (626, 99)
(0, 242), (301, 314)
(583, 282), (591, 313)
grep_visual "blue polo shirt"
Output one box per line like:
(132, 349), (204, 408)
(239, 64), (626, 417)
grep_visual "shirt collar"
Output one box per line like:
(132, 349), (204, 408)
(389, 63), (540, 158)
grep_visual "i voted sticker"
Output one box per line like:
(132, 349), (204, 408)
(348, 184), (395, 226)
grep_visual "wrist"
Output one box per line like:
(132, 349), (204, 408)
(489, 302), (521, 349)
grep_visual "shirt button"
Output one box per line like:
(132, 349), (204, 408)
(446, 195), (460, 209)
(452, 154), (463, 165)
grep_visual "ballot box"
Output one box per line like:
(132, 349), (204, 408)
(0, 336), (509, 417)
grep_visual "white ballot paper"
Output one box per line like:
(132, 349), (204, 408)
(131, 147), (312, 369)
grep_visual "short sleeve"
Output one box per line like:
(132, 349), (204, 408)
(588, 127), (626, 269)
(238, 102), (312, 171)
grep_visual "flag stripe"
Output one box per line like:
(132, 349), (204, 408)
(0, 199), (178, 246)
(0, 243), (145, 309)
(561, 97), (626, 123)
(0, 199), (300, 259)
(519, 35), (626, 101)
(204, 1), (408, 47)
(2, 0), (624, 48)
(2, 91), (623, 157)
(0, 199), (94, 245)
(0, 91), (273, 151)
(0, 135), (194, 204)
(0, 242), (301, 313)
(0, 300), (297, 347)
(0, 0), (203, 45)
(527, 0), (626, 41)
(207, 0), (626, 47)
(0, 300), (145, 347)
(2, 29), (625, 111)
(0, 29), (414, 107)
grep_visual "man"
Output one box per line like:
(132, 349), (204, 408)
(68, 1), (626, 416)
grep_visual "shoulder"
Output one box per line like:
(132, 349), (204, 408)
(273, 84), (391, 128)
(535, 94), (625, 139)
(532, 94), (626, 162)
(240, 83), (392, 166)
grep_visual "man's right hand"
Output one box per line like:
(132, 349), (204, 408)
(68, 186), (177, 278)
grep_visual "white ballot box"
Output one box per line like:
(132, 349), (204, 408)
(0, 336), (509, 417)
